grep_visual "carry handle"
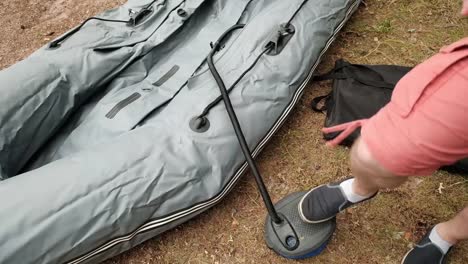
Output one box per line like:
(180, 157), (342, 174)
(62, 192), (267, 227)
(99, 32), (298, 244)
(310, 93), (330, 112)
(313, 60), (395, 89)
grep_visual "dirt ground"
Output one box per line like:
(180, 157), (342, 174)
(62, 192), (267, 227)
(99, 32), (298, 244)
(1, 0), (468, 263)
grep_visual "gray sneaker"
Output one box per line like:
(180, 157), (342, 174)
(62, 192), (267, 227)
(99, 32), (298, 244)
(298, 178), (377, 224)
(401, 228), (450, 264)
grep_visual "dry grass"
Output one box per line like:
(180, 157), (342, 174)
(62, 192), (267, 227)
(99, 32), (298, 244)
(1, 0), (467, 263)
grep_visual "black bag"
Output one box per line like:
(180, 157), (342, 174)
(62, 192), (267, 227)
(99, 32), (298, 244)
(311, 59), (412, 146)
(312, 59), (468, 174)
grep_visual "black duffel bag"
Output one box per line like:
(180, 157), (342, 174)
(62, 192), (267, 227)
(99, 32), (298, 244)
(312, 59), (468, 175)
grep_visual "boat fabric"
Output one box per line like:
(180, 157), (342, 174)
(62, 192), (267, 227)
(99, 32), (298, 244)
(0, 0), (360, 263)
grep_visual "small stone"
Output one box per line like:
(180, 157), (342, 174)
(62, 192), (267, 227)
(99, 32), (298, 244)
(373, 37), (379, 42)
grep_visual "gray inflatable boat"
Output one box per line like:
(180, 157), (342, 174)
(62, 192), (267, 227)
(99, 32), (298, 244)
(0, 0), (359, 263)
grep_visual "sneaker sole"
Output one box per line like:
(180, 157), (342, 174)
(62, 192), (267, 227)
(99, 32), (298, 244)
(400, 242), (446, 264)
(400, 249), (412, 264)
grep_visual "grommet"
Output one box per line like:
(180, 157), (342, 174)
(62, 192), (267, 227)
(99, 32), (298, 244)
(190, 116), (210, 133)
(177, 8), (188, 18)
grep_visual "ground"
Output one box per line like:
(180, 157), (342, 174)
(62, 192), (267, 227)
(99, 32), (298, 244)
(1, 0), (467, 263)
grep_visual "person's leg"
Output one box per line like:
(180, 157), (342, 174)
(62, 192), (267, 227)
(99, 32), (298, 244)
(436, 206), (468, 245)
(298, 136), (409, 223)
(401, 207), (468, 264)
(350, 137), (408, 197)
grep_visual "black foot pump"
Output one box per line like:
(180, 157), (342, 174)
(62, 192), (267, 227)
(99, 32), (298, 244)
(205, 16), (336, 261)
(264, 192), (336, 259)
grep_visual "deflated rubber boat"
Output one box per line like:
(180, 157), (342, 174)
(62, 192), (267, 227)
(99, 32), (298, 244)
(0, 0), (360, 263)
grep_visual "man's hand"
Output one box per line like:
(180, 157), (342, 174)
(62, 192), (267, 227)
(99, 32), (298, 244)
(463, 0), (468, 16)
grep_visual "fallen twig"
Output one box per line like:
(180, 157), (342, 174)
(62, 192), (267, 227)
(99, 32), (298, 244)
(438, 180), (468, 194)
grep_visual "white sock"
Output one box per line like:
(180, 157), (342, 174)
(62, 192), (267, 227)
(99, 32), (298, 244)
(429, 225), (453, 254)
(339, 178), (373, 203)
